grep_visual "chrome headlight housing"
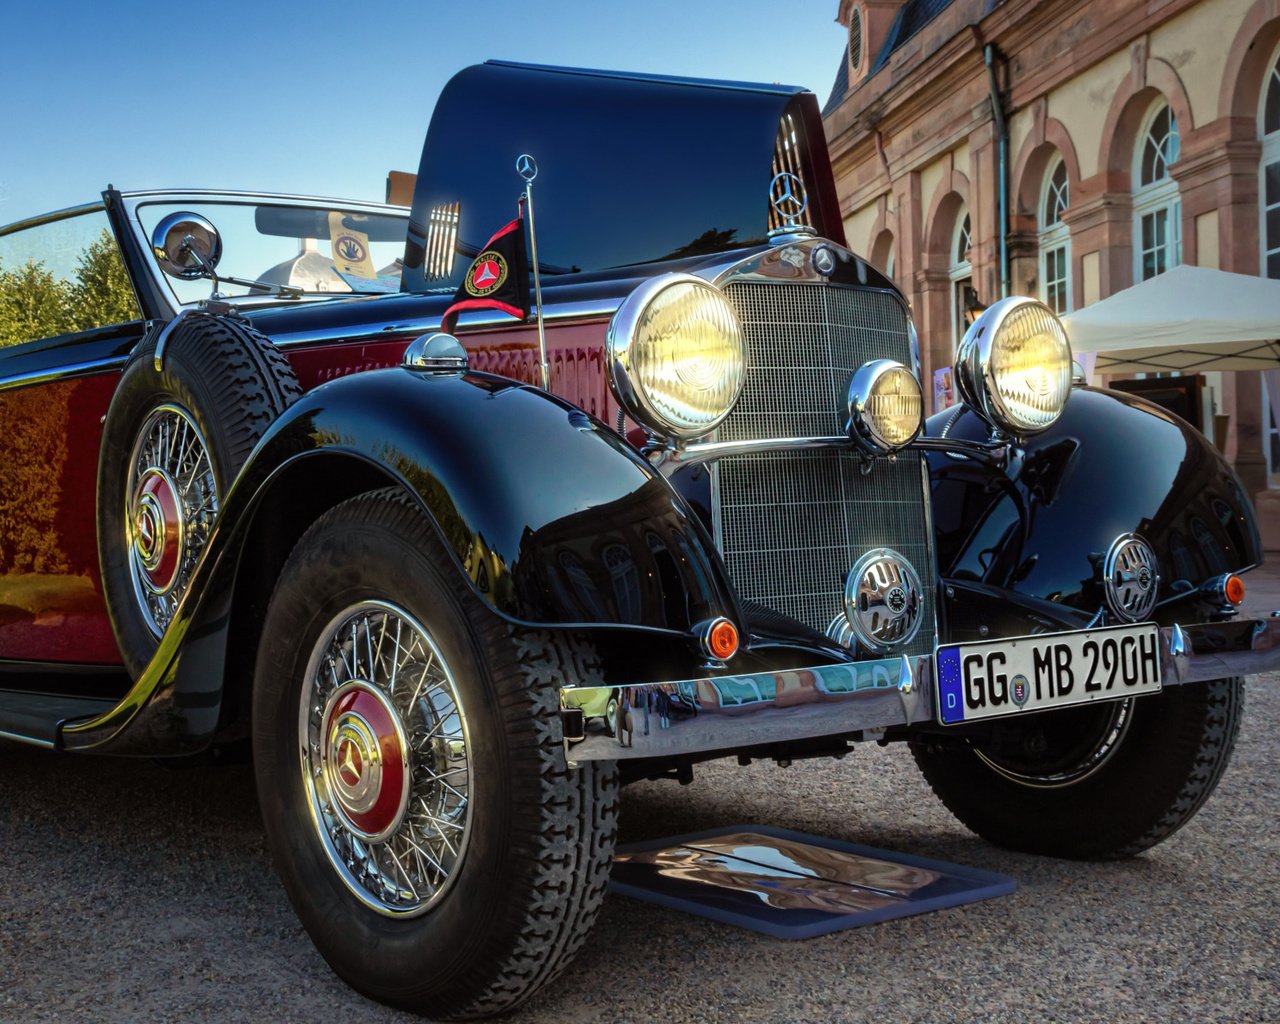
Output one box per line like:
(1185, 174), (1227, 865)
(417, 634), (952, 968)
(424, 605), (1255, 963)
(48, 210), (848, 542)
(955, 296), (1073, 435)
(846, 359), (923, 454)
(606, 274), (746, 440)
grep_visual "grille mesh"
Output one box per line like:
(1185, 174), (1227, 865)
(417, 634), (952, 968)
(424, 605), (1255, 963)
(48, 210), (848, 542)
(716, 282), (936, 656)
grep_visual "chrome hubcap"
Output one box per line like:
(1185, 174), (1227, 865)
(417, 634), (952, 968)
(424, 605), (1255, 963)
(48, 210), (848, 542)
(320, 682), (410, 842)
(300, 601), (472, 917)
(126, 405), (216, 637)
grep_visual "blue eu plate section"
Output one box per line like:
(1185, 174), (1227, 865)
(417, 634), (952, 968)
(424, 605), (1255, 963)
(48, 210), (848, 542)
(936, 644), (966, 724)
(608, 825), (1016, 939)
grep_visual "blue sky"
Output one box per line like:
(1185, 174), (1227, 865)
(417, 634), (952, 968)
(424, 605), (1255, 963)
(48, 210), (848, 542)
(0, 0), (847, 223)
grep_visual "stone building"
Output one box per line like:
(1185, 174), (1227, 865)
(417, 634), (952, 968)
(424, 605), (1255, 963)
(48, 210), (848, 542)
(821, 0), (1280, 540)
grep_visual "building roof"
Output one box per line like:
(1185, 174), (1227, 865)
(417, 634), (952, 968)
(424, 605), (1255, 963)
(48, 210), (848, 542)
(822, 0), (966, 115)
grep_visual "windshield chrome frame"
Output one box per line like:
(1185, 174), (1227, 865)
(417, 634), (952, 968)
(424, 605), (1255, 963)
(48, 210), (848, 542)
(116, 190), (410, 317)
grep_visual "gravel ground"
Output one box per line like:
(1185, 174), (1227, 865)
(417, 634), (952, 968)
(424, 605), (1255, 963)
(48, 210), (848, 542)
(0, 677), (1276, 1024)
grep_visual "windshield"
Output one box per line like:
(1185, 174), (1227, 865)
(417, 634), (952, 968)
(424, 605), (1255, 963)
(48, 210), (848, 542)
(134, 198), (408, 305)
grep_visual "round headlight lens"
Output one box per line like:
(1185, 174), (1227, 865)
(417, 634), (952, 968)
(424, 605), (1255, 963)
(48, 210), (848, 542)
(607, 275), (746, 440)
(956, 297), (1072, 435)
(847, 360), (923, 454)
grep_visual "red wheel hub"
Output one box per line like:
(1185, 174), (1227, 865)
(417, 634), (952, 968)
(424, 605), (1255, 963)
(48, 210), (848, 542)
(132, 470), (183, 593)
(321, 683), (410, 841)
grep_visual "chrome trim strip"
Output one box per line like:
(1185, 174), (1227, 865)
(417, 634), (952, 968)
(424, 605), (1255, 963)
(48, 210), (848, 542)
(153, 309), (192, 371)
(0, 201), (105, 238)
(119, 189), (407, 213)
(0, 729), (56, 750)
(648, 433), (1008, 476)
(562, 619), (1280, 763)
(651, 435), (853, 475)
(564, 654), (932, 762)
(264, 299), (620, 350)
(0, 355), (127, 394)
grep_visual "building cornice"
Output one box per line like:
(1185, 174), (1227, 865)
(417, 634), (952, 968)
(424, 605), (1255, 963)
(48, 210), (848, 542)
(826, 0), (1210, 181)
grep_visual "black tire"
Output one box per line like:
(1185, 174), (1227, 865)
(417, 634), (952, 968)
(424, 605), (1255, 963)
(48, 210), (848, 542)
(252, 489), (619, 1020)
(98, 313), (301, 678)
(909, 677), (1244, 859)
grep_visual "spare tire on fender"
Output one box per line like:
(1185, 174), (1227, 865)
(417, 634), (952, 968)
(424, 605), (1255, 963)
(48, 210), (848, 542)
(98, 312), (302, 679)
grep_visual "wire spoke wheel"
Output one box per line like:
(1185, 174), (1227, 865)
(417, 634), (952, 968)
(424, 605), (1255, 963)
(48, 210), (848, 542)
(125, 404), (217, 637)
(974, 699), (1133, 788)
(299, 600), (472, 917)
(99, 312), (302, 678)
(255, 490), (617, 1017)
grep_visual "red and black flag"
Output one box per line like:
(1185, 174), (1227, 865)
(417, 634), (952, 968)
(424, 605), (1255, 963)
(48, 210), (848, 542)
(441, 209), (530, 334)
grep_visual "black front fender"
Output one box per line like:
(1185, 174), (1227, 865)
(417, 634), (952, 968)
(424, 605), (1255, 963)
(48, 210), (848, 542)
(61, 367), (736, 754)
(256, 367), (737, 631)
(929, 386), (1262, 640)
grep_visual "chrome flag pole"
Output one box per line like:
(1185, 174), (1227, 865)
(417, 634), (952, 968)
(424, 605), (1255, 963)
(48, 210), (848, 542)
(516, 153), (549, 391)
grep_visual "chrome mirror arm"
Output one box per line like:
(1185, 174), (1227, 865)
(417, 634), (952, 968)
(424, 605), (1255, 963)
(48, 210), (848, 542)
(180, 235), (303, 301)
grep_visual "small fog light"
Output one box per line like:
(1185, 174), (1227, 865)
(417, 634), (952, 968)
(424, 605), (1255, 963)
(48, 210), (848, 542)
(846, 360), (923, 455)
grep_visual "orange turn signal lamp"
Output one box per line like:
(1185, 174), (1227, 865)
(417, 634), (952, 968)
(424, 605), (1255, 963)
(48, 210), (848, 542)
(1202, 572), (1246, 607)
(701, 617), (740, 661)
(1225, 574), (1246, 606)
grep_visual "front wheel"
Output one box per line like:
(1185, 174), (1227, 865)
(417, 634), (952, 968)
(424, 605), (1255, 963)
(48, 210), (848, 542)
(253, 489), (618, 1019)
(98, 313), (301, 677)
(909, 678), (1243, 859)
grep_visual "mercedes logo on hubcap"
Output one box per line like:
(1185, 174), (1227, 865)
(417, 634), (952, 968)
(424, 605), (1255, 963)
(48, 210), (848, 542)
(337, 738), (364, 787)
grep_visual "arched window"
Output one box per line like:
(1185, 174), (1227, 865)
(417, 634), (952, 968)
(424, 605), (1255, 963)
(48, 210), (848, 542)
(1039, 158), (1070, 313)
(1262, 42), (1280, 280)
(1133, 101), (1182, 281)
(1258, 43), (1280, 482)
(949, 211), (973, 348)
(870, 229), (895, 282)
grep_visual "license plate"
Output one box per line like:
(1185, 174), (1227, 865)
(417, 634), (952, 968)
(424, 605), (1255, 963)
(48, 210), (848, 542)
(935, 623), (1163, 725)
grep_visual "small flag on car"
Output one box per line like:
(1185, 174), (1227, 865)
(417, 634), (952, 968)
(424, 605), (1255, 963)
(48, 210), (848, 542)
(442, 207), (530, 334)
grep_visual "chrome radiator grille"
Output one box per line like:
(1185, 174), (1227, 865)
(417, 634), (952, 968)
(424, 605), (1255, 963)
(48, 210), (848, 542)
(715, 282), (936, 656)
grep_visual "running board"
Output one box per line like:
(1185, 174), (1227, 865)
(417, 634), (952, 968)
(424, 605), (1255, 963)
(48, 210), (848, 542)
(0, 690), (120, 749)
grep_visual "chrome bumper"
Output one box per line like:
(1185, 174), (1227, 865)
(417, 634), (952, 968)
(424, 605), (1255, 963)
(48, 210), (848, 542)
(561, 618), (1280, 763)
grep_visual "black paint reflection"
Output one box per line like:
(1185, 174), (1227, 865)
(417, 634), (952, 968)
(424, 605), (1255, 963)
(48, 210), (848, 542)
(928, 387), (1262, 629)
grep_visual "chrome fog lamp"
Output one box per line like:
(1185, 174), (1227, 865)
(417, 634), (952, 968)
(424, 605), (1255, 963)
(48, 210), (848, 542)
(847, 360), (923, 454)
(955, 296), (1073, 436)
(606, 274), (746, 440)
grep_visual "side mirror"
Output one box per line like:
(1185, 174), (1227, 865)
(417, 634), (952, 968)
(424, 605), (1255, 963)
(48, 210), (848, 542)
(151, 212), (223, 280)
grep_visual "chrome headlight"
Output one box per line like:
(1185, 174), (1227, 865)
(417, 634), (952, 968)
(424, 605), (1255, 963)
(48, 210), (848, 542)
(847, 360), (923, 454)
(606, 274), (746, 440)
(955, 296), (1072, 435)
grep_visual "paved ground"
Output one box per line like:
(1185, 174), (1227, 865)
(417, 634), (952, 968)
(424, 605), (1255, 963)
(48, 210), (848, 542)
(1, 569), (1277, 1023)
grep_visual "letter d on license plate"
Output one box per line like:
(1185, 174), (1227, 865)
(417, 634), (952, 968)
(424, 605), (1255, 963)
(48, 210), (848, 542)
(935, 623), (1162, 725)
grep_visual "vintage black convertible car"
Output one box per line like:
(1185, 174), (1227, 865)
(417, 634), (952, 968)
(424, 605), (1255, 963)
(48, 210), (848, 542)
(0, 61), (1275, 1019)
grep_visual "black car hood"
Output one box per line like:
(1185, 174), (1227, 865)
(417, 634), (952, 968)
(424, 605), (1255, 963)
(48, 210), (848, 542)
(401, 60), (843, 293)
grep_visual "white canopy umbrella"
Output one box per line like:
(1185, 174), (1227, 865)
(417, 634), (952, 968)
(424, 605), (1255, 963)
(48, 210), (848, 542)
(1061, 265), (1280, 374)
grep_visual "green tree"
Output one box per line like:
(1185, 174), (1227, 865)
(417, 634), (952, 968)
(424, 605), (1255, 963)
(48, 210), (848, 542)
(70, 229), (139, 331)
(0, 259), (75, 348)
